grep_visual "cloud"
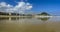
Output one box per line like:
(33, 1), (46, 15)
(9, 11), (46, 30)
(0, 2), (32, 14)
(0, 2), (14, 12)
(0, 2), (7, 7)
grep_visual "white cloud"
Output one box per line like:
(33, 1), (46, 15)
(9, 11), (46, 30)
(0, 2), (7, 7)
(0, 2), (32, 14)
(15, 2), (25, 8)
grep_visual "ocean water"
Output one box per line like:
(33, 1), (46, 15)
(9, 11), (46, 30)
(0, 17), (60, 32)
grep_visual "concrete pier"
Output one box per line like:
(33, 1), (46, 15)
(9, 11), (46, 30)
(9, 17), (11, 21)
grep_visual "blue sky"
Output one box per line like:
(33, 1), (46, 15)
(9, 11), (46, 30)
(0, 0), (60, 16)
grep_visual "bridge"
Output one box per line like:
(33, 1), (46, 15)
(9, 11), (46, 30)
(0, 15), (53, 20)
(0, 15), (32, 20)
(0, 13), (60, 20)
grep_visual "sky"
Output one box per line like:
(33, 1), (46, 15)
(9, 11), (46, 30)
(0, 0), (60, 16)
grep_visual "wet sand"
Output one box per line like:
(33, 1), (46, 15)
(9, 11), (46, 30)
(0, 17), (60, 32)
(0, 21), (60, 32)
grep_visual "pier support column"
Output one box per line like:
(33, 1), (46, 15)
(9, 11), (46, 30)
(9, 17), (11, 21)
(9, 13), (11, 21)
(9, 13), (11, 16)
(16, 14), (17, 20)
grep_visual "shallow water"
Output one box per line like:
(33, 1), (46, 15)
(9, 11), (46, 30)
(0, 17), (60, 32)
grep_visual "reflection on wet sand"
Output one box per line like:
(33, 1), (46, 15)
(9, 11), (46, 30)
(0, 17), (60, 32)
